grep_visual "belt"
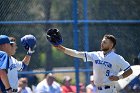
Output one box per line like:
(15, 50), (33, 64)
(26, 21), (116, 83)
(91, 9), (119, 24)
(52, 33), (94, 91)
(12, 89), (18, 92)
(97, 85), (110, 90)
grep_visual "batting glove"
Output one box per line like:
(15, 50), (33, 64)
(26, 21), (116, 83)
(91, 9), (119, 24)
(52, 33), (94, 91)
(27, 47), (35, 56)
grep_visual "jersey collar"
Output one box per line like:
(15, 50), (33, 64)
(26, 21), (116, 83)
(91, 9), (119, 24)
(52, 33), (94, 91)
(104, 50), (113, 57)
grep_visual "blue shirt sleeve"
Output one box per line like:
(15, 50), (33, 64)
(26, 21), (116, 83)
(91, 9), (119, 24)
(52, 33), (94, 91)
(19, 63), (28, 71)
(0, 51), (9, 69)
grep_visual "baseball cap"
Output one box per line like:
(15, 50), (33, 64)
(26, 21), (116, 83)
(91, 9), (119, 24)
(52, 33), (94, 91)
(90, 75), (94, 81)
(47, 73), (56, 79)
(0, 35), (11, 45)
(63, 76), (72, 81)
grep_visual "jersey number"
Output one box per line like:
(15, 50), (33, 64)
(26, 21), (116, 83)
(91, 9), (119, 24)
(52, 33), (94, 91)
(106, 70), (110, 76)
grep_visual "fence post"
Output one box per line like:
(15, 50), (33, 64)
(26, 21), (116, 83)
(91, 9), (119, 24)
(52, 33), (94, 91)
(73, 0), (80, 93)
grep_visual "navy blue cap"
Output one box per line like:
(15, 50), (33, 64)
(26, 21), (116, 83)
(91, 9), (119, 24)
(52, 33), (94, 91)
(0, 35), (10, 45)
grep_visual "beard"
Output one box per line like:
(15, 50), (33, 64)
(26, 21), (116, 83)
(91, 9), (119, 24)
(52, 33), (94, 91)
(101, 47), (110, 52)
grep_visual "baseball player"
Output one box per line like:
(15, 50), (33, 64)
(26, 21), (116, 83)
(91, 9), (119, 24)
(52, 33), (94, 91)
(46, 29), (133, 93)
(0, 35), (36, 93)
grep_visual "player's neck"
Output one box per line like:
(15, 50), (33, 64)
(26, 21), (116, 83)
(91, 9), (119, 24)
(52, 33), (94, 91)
(103, 49), (112, 56)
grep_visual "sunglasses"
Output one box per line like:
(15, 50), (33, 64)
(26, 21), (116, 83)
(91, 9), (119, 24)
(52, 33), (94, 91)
(10, 38), (16, 42)
(10, 38), (16, 46)
(22, 81), (27, 84)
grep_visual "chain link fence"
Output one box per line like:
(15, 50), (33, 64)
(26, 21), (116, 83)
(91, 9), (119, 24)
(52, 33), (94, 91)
(0, 0), (140, 92)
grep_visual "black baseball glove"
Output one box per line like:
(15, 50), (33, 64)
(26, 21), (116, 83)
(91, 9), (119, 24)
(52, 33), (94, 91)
(46, 28), (63, 46)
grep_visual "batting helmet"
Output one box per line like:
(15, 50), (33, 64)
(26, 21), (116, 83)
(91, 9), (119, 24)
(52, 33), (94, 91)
(21, 34), (36, 50)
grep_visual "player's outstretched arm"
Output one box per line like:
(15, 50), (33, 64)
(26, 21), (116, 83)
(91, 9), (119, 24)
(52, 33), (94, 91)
(55, 45), (85, 59)
(54, 45), (65, 52)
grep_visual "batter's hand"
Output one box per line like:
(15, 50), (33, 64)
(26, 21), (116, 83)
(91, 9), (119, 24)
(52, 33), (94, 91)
(109, 75), (119, 81)
(27, 47), (35, 56)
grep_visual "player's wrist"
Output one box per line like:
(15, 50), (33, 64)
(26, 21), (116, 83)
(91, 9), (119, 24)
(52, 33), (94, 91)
(6, 87), (12, 91)
(27, 51), (33, 56)
(26, 47), (35, 56)
(118, 75), (123, 79)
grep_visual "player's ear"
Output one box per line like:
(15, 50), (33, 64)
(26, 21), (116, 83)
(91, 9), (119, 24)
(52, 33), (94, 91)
(110, 43), (114, 49)
(108, 40), (113, 49)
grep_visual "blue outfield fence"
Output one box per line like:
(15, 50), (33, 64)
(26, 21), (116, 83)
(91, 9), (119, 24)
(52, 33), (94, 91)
(18, 69), (93, 75)
(0, 20), (140, 24)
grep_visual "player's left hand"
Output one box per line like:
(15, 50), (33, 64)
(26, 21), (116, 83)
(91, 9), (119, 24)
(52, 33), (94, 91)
(109, 75), (119, 81)
(27, 47), (35, 56)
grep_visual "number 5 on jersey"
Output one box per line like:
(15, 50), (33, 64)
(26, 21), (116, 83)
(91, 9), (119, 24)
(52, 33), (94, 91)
(106, 70), (110, 76)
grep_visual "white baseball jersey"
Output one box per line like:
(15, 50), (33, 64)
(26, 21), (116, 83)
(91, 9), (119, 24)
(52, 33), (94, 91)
(64, 49), (130, 86)
(0, 51), (25, 89)
(36, 79), (62, 93)
(84, 51), (130, 86)
(8, 56), (24, 89)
